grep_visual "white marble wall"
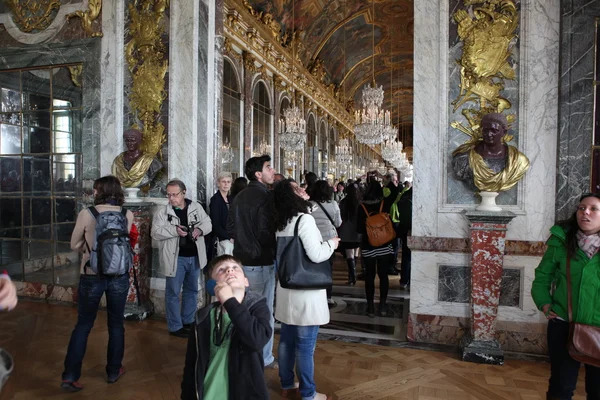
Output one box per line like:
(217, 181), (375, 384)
(99, 0), (126, 176)
(410, 251), (545, 323)
(412, 0), (560, 323)
(413, 0), (560, 242)
(168, 0), (200, 198)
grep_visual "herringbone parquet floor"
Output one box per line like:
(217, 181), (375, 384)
(0, 301), (588, 399)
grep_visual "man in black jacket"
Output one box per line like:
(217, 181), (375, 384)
(226, 155), (277, 368)
(181, 255), (271, 400)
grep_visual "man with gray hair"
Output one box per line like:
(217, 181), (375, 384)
(152, 179), (212, 337)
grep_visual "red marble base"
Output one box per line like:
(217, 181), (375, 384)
(462, 210), (516, 363)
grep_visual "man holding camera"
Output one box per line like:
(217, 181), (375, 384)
(152, 179), (212, 337)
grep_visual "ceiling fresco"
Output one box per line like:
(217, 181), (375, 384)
(248, 0), (414, 123)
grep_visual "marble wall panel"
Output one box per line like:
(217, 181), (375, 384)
(407, 312), (548, 354)
(411, 251), (543, 323)
(437, 265), (521, 307)
(556, 1), (600, 221)
(0, 40), (101, 180)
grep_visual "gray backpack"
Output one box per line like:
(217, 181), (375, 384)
(85, 206), (132, 276)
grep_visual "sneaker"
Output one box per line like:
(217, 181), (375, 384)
(169, 328), (189, 338)
(107, 367), (126, 384)
(314, 393), (332, 400)
(60, 380), (84, 392)
(265, 359), (279, 369)
(327, 299), (337, 309)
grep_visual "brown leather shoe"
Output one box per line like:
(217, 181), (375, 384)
(281, 386), (299, 398)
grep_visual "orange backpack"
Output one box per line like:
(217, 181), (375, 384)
(361, 201), (396, 247)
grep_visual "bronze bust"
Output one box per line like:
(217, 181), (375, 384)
(452, 113), (529, 192)
(111, 128), (163, 188)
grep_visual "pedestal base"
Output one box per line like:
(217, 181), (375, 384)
(461, 337), (504, 365)
(124, 187), (143, 203)
(124, 301), (154, 321)
(476, 191), (502, 212)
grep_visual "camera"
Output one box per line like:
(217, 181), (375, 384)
(180, 221), (200, 244)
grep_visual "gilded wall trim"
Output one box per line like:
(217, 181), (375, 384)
(4, 0), (61, 33)
(223, 0), (354, 133)
(66, 0), (103, 38)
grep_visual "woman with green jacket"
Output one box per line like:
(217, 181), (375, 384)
(532, 193), (600, 400)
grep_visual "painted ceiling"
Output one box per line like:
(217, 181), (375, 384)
(248, 0), (414, 125)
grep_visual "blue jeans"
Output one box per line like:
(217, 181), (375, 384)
(547, 318), (600, 399)
(62, 273), (129, 381)
(278, 323), (320, 400)
(165, 256), (200, 332)
(243, 264), (275, 365)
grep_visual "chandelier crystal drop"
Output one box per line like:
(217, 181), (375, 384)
(381, 137), (403, 164)
(279, 105), (307, 151)
(354, 83), (394, 145)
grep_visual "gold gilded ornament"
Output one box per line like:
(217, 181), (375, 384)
(450, 0), (529, 193)
(66, 0), (103, 37)
(125, 0), (168, 158)
(67, 65), (83, 88)
(5, 0), (61, 33)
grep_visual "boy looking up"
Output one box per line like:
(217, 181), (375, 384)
(181, 255), (271, 400)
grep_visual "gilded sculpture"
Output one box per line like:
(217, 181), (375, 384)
(112, 128), (163, 188)
(450, 0), (529, 193)
(67, 0), (103, 37)
(117, 0), (168, 188)
(5, 0), (61, 33)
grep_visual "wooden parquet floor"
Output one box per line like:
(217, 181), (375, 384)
(0, 301), (588, 399)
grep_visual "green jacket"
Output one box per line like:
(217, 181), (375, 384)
(531, 225), (600, 326)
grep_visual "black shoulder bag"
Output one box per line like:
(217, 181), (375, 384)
(278, 215), (333, 290)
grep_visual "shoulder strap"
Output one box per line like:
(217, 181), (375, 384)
(88, 206), (99, 219)
(293, 214), (304, 237)
(567, 257), (573, 323)
(316, 202), (335, 226)
(121, 207), (127, 217)
(379, 201), (384, 213)
(360, 203), (369, 216)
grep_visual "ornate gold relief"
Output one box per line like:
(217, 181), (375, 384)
(273, 75), (286, 93)
(243, 52), (259, 75)
(5, 0), (61, 33)
(224, 38), (242, 63)
(451, 0), (518, 140)
(67, 0), (103, 37)
(309, 59), (327, 83)
(125, 0), (169, 157)
(67, 65), (83, 88)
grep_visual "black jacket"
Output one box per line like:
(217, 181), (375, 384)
(209, 191), (231, 241)
(227, 181), (276, 266)
(181, 291), (272, 400)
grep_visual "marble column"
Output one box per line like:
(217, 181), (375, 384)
(100, 0), (125, 176)
(243, 52), (255, 162)
(461, 210), (516, 365)
(123, 202), (155, 320)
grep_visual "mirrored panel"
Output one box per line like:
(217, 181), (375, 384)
(53, 110), (82, 153)
(0, 240), (23, 280)
(55, 197), (77, 223)
(23, 197), (52, 227)
(0, 80), (22, 113)
(23, 155), (51, 194)
(22, 70), (51, 111)
(0, 198), (21, 238)
(1, 124), (21, 155)
(0, 156), (21, 194)
(53, 154), (80, 194)
(52, 66), (83, 109)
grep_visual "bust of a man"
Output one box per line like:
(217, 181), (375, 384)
(111, 128), (163, 188)
(451, 113), (529, 192)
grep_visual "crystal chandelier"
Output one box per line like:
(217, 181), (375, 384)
(354, 84), (394, 145)
(279, 105), (307, 151)
(253, 140), (272, 156)
(278, 0), (307, 152)
(381, 137), (403, 164)
(335, 137), (353, 165)
(353, 0), (393, 145)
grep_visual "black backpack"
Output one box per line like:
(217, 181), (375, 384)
(85, 207), (132, 276)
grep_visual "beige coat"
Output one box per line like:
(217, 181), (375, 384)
(274, 213), (336, 326)
(151, 200), (212, 277)
(71, 205), (134, 275)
